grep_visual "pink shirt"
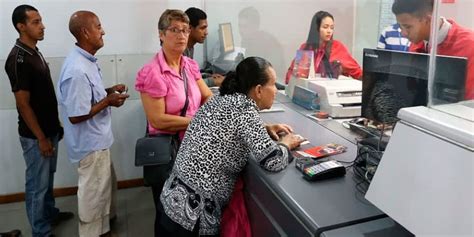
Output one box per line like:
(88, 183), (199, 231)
(135, 50), (202, 138)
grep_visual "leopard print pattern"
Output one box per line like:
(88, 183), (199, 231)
(161, 93), (291, 235)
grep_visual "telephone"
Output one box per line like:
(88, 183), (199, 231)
(302, 160), (346, 181)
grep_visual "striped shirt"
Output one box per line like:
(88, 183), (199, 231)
(377, 23), (410, 52)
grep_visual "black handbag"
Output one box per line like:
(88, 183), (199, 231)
(134, 134), (179, 166)
(134, 70), (189, 167)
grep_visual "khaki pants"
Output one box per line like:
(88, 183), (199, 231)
(77, 149), (117, 237)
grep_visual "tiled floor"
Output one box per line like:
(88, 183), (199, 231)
(0, 187), (155, 237)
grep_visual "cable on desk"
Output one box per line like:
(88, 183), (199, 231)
(352, 138), (384, 194)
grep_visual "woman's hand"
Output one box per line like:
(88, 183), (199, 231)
(265, 124), (293, 141)
(279, 134), (304, 150)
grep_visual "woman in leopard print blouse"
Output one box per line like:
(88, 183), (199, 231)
(158, 57), (303, 236)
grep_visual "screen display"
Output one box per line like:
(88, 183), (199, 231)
(219, 23), (234, 54)
(362, 48), (467, 124)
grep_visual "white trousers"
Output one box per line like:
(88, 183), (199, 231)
(77, 149), (117, 237)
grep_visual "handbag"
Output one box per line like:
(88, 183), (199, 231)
(134, 134), (178, 166)
(135, 70), (189, 167)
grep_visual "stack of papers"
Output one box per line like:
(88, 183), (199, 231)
(259, 106), (285, 113)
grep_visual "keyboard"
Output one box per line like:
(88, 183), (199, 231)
(348, 122), (384, 138)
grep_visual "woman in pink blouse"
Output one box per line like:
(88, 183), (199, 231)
(134, 9), (212, 237)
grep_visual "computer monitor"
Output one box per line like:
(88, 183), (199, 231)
(218, 23), (235, 54)
(361, 48), (467, 124)
(212, 23), (243, 74)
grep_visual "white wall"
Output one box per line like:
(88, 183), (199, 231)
(0, 0), (201, 195)
(439, 0), (474, 29)
(0, 0), (362, 195)
(0, 0), (203, 57)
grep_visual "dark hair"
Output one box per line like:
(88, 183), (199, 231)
(392, 0), (434, 17)
(219, 57), (273, 96)
(305, 11), (334, 58)
(185, 7), (207, 28)
(12, 4), (38, 33)
(305, 11), (334, 76)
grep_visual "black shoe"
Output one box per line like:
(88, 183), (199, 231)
(109, 215), (117, 226)
(0, 229), (21, 237)
(100, 231), (112, 237)
(51, 211), (74, 226)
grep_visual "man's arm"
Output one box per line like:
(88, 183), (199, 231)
(202, 74), (224, 87)
(14, 90), (54, 157)
(69, 91), (128, 124)
(203, 77), (215, 87)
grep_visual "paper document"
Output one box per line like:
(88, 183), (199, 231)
(259, 106), (285, 113)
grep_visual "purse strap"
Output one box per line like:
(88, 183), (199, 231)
(180, 69), (190, 117)
(145, 69), (190, 136)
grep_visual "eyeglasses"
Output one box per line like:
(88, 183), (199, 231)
(166, 27), (191, 35)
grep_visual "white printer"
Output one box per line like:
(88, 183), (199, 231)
(307, 79), (362, 118)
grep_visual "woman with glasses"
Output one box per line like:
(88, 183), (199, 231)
(285, 11), (362, 83)
(134, 9), (212, 236)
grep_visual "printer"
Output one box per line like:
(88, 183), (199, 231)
(307, 79), (362, 118)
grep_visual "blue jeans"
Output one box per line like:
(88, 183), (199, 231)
(20, 134), (60, 237)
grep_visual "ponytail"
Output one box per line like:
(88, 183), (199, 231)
(219, 71), (239, 95)
(219, 57), (272, 96)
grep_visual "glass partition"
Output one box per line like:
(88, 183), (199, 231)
(204, 0), (473, 121)
(428, 0), (474, 121)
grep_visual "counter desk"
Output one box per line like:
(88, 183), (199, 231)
(275, 92), (364, 145)
(243, 102), (386, 236)
(244, 93), (415, 236)
(320, 217), (413, 237)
